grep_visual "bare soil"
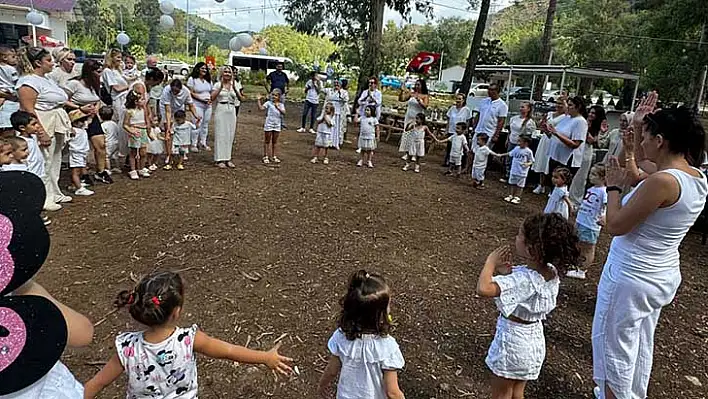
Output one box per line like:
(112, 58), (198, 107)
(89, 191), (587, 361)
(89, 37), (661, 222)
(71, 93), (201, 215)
(39, 101), (708, 398)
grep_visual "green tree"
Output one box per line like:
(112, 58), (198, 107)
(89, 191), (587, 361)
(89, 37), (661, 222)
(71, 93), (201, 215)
(380, 21), (420, 75)
(416, 17), (476, 70)
(260, 25), (338, 65)
(460, 0), (491, 95)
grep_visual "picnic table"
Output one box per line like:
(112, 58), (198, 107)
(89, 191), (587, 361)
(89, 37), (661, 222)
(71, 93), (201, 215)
(378, 111), (448, 154)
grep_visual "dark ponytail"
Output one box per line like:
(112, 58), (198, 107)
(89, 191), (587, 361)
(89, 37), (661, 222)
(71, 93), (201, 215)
(338, 270), (392, 340)
(115, 271), (184, 327)
(645, 106), (706, 167)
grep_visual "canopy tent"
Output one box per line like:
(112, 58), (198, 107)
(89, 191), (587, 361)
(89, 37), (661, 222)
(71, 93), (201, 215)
(472, 64), (641, 111)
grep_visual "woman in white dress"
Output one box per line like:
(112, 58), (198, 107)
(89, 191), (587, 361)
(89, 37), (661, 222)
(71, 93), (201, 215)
(532, 97), (567, 194)
(210, 66), (244, 168)
(101, 49), (129, 156)
(398, 79), (429, 160)
(187, 62), (213, 152)
(323, 79), (349, 149)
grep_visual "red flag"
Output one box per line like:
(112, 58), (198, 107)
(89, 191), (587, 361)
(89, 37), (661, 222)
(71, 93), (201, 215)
(406, 52), (441, 74)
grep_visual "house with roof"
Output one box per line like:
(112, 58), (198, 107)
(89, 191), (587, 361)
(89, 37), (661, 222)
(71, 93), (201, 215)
(0, 0), (78, 48)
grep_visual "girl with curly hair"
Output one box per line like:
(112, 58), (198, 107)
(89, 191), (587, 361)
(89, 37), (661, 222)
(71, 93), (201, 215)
(318, 270), (405, 399)
(477, 213), (580, 399)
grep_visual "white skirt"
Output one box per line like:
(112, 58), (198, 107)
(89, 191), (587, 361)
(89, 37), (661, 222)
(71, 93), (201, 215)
(532, 135), (552, 174)
(314, 132), (333, 148)
(398, 130), (412, 153)
(147, 138), (165, 155)
(358, 137), (377, 151)
(485, 316), (546, 380)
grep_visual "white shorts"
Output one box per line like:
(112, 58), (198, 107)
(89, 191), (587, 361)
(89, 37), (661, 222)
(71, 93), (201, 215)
(473, 167), (486, 181)
(508, 174), (527, 188)
(486, 316), (546, 380)
(69, 151), (88, 168)
(450, 155), (462, 166)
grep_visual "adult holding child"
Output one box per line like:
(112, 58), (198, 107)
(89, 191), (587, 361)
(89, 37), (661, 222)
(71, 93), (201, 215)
(398, 79), (429, 161)
(16, 46), (73, 211)
(211, 66), (245, 169)
(546, 95), (587, 176)
(592, 92), (707, 399)
(160, 79), (200, 169)
(187, 62), (213, 152)
(443, 93), (472, 166)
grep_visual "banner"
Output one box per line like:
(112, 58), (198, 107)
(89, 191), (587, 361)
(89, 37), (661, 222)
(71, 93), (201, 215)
(406, 52), (441, 74)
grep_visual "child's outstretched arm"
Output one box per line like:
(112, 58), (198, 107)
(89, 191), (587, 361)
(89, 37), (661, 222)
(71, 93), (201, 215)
(256, 96), (266, 111)
(476, 246), (512, 297)
(193, 330), (293, 375)
(83, 354), (123, 399)
(317, 355), (342, 398)
(383, 370), (406, 399)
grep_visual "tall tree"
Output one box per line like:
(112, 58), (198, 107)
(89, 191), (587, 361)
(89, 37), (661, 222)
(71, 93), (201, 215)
(417, 17), (477, 69)
(533, 0), (557, 100)
(135, 0), (160, 54)
(460, 0), (491, 96)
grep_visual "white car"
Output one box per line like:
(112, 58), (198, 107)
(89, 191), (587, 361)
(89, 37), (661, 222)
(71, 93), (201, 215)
(542, 90), (562, 102)
(157, 59), (191, 76)
(468, 83), (489, 97)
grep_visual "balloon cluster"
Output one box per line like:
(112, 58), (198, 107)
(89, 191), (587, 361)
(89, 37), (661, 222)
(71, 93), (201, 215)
(229, 33), (254, 52)
(159, 1), (175, 30)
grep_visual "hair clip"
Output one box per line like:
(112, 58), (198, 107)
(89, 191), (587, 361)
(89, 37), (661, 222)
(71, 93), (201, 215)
(365, 273), (370, 279)
(127, 293), (135, 305)
(151, 296), (161, 306)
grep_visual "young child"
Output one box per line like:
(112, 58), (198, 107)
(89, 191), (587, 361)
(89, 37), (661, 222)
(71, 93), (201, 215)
(317, 270), (405, 399)
(0, 139), (12, 166)
(356, 105), (379, 168)
(402, 113), (435, 173)
(567, 164), (607, 280)
(99, 107), (121, 174)
(122, 54), (140, 85)
(0, 45), (19, 132)
(167, 110), (195, 171)
(146, 119), (165, 171)
(439, 122), (470, 177)
(500, 135), (535, 204)
(10, 111), (43, 178)
(1, 136), (28, 171)
(257, 89), (286, 165)
(476, 213), (580, 399)
(543, 166), (573, 220)
(122, 91), (151, 180)
(311, 102), (335, 165)
(469, 133), (503, 189)
(67, 110), (94, 196)
(83, 271), (293, 398)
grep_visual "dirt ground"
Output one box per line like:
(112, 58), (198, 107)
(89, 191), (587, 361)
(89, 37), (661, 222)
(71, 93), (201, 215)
(40, 101), (708, 398)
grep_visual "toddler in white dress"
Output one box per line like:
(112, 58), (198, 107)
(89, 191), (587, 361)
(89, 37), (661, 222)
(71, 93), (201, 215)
(543, 167), (573, 220)
(476, 213), (580, 398)
(318, 270), (406, 399)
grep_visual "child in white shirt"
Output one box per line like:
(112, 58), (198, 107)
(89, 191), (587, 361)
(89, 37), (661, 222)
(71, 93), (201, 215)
(501, 135), (534, 204)
(357, 105), (379, 168)
(257, 90), (286, 164)
(470, 133), (502, 189)
(100, 107), (121, 173)
(146, 119), (165, 172)
(439, 122), (471, 177)
(2, 136), (28, 171)
(169, 110), (195, 170)
(567, 164), (607, 280)
(0, 46), (19, 130)
(318, 270), (405, 399)
(543, 166), (573, 220)
(311, 102), (335, 165)
(67, 110), (94, 196)
(9, 110), (43, 178)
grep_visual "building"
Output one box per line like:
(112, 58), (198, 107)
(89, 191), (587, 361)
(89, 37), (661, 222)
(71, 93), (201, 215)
(0, 0), (78, 48)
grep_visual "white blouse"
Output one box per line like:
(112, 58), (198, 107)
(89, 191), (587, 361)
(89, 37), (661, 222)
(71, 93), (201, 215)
(492, 265), (559, 322)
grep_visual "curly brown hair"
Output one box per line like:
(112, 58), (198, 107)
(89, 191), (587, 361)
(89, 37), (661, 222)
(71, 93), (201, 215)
(116, 271), (184, 327)
(522, 213), (581, 275)
(337, 270), (392, 340)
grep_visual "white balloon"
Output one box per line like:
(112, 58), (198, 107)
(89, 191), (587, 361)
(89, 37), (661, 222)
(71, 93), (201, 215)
(237, 33), (253, 48)
(26, 10), (43, 25)
(259, 47), (268, 55)
(159, 15), (174, 30)
(228, 36), (242, 52)
(117, 32), (131, 46)
(159, 1), (175, 14)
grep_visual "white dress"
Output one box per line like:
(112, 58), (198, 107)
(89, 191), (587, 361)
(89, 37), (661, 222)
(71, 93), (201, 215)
(358, 116), (378, 151)
(212, 82), (238, 162)
(314, 114), (334, 148)
(544, 186), (570, 219)
(398, 96), (425, 154)
(407, 126), (426, 157)
(486, 265), (559, 381)
(327, 329), (405, 399)
(0, 361), (83, 399)
(324, 88), (349, 148)
(533, 112), (568, 174)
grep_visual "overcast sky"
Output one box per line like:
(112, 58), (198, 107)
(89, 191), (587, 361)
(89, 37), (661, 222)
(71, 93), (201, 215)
(169, 0), (514, 33)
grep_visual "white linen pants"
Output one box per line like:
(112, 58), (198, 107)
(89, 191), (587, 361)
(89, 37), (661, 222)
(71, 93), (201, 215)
(40, 133), (66, 206)
(592, 262), (681, 399)
(570, 145), (594, 206)
(192, 104), (212, 147)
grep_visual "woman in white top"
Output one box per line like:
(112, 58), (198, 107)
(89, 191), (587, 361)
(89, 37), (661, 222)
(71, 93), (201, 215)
(324, 79), (349, 149)
(101, 49), (129, 123)
(546, 96), (587, 176)
(160, 79), (200, 164)
(593, 93), (707, 399)
(187, 62), (213, 152)
(398, 79), (429, 160)
(16, 47), (72, 211)
(210, 66), (244, 168)
(532, 98), (568, 194)
(503, 101), (537, 180)
(46, 47), (76, 89)
(356, 77), (382, 121)
(443, 93), (472, 166)
(569, 105), (607, 206)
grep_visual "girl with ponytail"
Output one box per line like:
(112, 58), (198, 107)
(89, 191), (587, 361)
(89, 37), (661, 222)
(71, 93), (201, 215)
(318, 270), (406, 399)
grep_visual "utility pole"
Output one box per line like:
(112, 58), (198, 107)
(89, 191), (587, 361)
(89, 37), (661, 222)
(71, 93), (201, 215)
(185, 0), (190, 55)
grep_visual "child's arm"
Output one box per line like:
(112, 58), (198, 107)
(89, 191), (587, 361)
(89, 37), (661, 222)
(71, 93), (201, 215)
(193, 330), (293, 374)
(325, 115), (333, 127)
(563, 195), (573, 211)
(257, 96), (266, 111)
(476, 246), (512, 297)
(276, 102), (286, 115)
(375, 124), (381, 141)
(122, 113), (137, 136)
(83, 354), (123, 399)
(383, 370), (406, 399)
(317, 355), (342, 398)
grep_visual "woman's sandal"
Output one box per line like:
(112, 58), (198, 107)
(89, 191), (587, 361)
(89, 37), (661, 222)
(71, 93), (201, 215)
(226, 161), (236, 168)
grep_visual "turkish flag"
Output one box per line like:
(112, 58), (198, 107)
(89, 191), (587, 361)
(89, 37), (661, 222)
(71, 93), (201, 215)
(406, 52), (441, 74)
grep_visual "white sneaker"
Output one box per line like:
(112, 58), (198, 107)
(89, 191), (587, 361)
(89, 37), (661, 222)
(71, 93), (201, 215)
(367, 161), (374, 168)
(566, 269), (587, 280)
(139, 169), (151, 178)
(504, 195), (514, 202)
(297, 128), (306, 133)
(148, 164), (158, 171)
(401, 154), (408, 161)
(43, 202), (62, 212)
(499, 178), (507, 183)
(414, 164), (420, 173)
(310, 157), (318, 164)
(55, 194), (72, 203)
(356, 148), (362, 154)
(309, 128), (316, 134)
(323, 158), (329, 165)
(262, 157), (270, 164)
(402, 164), (410, 171)
(74, 187), (94, 196)
(272, 157), (281, 164)
(511, 196), (521, 204)
(190, 146), (199, 153)
(104, 169), (113, 176)
(356, 160), (363, 167)
(533, 185), (544, 195)
(129, 170), (139, 180)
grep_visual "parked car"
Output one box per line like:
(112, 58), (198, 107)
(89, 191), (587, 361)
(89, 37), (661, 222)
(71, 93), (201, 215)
(591, 90), (616, 106)
(468, 83), (489, 97)
(157, 59), (191, 76)
(506, 86), (533, 100)
(380, 76), (403, 90)
(542, 90), (562, 102)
